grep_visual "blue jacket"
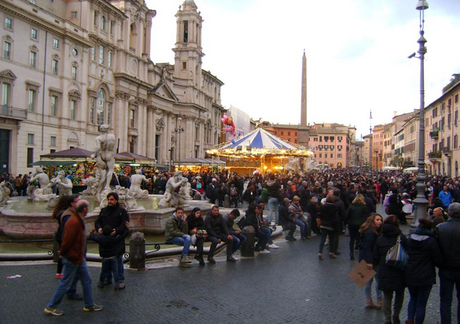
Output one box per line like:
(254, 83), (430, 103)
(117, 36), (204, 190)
(439, 190), (453, 208)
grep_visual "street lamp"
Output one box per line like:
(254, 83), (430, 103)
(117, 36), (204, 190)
(411, 0), (429, 227)
(175, 113), (184, 170)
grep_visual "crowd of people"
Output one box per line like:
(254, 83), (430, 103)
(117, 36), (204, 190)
(37, 167), (460, 323)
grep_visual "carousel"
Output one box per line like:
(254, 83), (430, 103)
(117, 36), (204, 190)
(206, 128), (314, 175)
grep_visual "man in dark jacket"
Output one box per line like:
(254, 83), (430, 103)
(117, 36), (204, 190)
(223, 209), (246, 262)
(165, 207), (192, 268)
(279, 198), (296, 241)
(45, 200), (102, 316)
(95, 192), (129, 289)
(204, 205), (232, 264)
(435, 202), (460, 324)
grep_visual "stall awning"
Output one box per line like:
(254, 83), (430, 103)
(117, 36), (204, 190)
(32, 161), (77, 166)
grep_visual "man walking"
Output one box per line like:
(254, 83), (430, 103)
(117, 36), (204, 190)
(44, 200), (102, 316)
(95, 192), (129, 289)
(435, 202), (460, 324)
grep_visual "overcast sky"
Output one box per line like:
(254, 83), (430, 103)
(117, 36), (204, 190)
(146, 0), (460, 140)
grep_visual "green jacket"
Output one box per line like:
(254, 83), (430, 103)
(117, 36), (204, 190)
(345, 203), (368, 227)
(165, 214), (189, 241)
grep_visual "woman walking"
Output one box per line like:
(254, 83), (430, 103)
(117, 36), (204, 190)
(374, 215), (407, 324)
(345, 194), (369, 260)
(358, 213), (383, 309)
(404, 218), (442, 324)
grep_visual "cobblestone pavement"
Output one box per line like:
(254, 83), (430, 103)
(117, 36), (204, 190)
(0, 205), (455, 324)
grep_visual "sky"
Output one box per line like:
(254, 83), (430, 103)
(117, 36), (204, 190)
(146, 0), (460, 140)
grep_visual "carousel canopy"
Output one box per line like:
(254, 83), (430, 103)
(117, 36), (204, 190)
(208, 128), (313, 158)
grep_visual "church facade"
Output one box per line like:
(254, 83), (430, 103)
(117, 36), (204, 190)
(0, 0), (224, 175)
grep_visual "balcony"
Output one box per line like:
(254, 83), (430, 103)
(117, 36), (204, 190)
(428, 151), (442, 162)
(0, 105), (27, 120)
(429, 128), (439, 139)
(442, 147), (452, 157)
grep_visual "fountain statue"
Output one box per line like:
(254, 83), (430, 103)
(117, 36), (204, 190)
(0, 182), (10, 206)
(129, 169), (149, 199)
(158, 171), (189, 208)
(28, 167), (56, 202)
(49, 170), (73, 196)
(80, 175), (98, 196)
(91, 124), (116, 203)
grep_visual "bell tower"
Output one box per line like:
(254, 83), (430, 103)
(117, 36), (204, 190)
(173, 0), (204, 87)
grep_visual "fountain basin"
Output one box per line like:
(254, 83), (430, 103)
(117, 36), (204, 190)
(0, 196), (212, 239)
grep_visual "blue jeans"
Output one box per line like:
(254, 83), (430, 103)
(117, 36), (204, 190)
(439, 269), (460, 324)
(101, 254), (125, 282)
(100, 257), (120, 284)
(407, 284), (433, 324)
(295, 219), (307, 238)
(47, 257), (94, 309)
(364, 266), (382, 299)
(168, 235), (191, 259)
(267, 197), (280, 224)
(260, 227), (273, 245)
(232, 233), (247, 253)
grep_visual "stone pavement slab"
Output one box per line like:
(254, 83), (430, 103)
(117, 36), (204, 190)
(0, 227), (453, 324)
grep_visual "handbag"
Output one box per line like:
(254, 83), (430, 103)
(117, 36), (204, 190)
(385, 235), (407, 269)
(196, 229), (207, 238)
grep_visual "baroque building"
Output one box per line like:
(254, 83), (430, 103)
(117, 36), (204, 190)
(0, 0), (224, 175)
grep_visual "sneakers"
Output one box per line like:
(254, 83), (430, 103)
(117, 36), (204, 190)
(83, 305), (103, 312)
(44, 307), (64, 316)
(115, 281), (125, 290)
(268, 244), (279, 249)
(55, 273), (63, 279)
(259, 249), (271, 254)
(180, 255), (192, 263)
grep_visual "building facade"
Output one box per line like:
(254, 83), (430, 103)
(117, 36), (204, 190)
(0, 0), (225, 175)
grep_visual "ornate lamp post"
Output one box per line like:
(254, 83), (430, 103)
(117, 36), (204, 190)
(175, 113), (184, 170)
(411, 0), (429, 227)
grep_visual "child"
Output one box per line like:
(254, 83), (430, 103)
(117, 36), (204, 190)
(90, 225), (125, 290)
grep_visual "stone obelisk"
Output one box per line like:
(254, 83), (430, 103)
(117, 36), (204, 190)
(298, 50), (309, 147)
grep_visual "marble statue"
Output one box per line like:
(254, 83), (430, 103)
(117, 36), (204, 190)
(91, 124), (116, 202)
(179, 182), (193, 200)
(159, 171), (189, 208)
(129, 169), (149, 199)
(80, 176), (98, 196)
(28, 167), (52, 197)
(49, 171), (73, 196)
(0, 182), (10, 205)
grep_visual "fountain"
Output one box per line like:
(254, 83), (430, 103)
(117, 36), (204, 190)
(0, 127), (211, 240)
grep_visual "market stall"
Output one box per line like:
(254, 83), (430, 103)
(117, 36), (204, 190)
(175, 157), (226, 173)
(206, 128), (313, 175)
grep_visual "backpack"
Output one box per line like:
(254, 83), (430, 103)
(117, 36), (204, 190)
(237, 215), (246, 230)
(230, 187), (238, 197)
(260, 188), (268, 203)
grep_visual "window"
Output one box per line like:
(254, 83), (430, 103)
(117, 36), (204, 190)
(71, 65), (77, 80)
(91, 47), (95, 61)
(28, 89), (36, 112)
(313, 137), (318, 142)
(432, 107), (438, 118)
(70, 99), (76, 119)
(1, 83), (10, 107)
(288, 131), (291, 136)
(53, 38), (59, 48)
(455, 135), (458, 149)
(94, 11), (98, 26)
(110, 21), (114, 35)
(96, 90), (105, 125)
(52, 59), (58, 75)
(31, 28), (38, 40)
(29, 51), (37, 67)
(99, 45), (104, 64)
(27, 133), (35, 145)
(71, 11), (78, 19)
(108, 51), (112, 68)
(90, 97), (95, 124)
(101, 16), (106, 30)
(4, 17), (13, 29)
(455, 94), (459, 104)
(51, 95), (58, 116)
(182, 62), (187, 69)
(338, 153), (342, 158)
(27, 148), (34, 167)
(3, 41), (11, 59)
(50, 136), (56, 147)
(281, 131), (284, 135)
(129, 109), (135, 128)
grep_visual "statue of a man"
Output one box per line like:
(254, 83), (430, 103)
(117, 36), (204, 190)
(159, 171), (188, 207)
(50, 171), (73, 196)
(91, 124), (116, 201)
(129, 169), (149, 199)
(29, 167), (52, 195)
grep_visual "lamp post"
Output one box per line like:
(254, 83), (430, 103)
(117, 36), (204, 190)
(175, 113), (184, 170)
(411, 0), (429, 228)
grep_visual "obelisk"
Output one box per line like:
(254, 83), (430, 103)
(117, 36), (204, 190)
(298, 50), (309, 147)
